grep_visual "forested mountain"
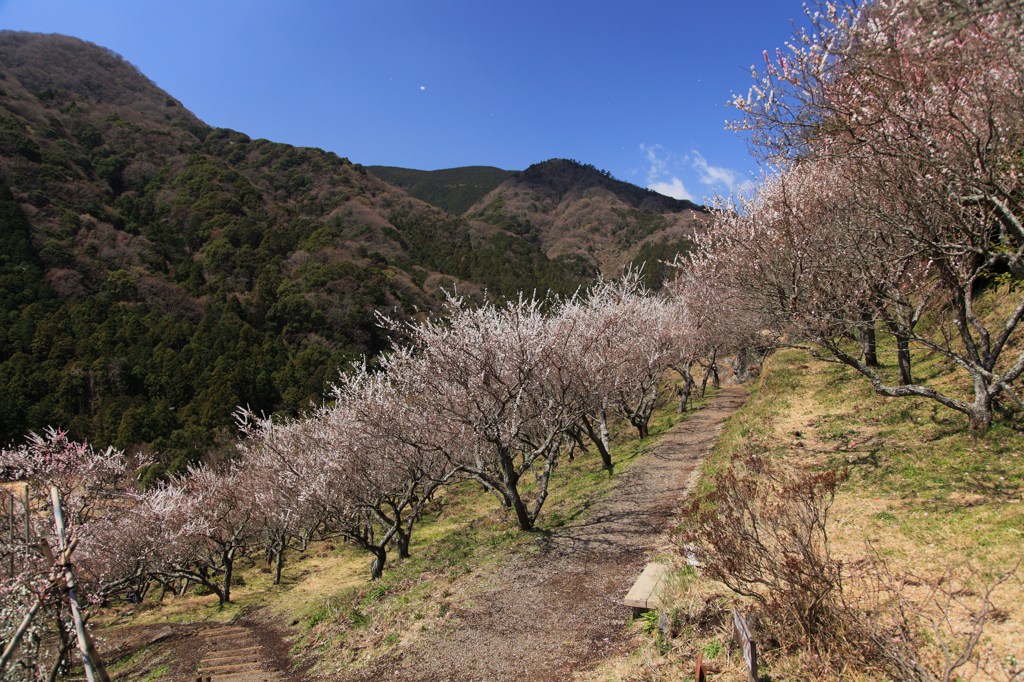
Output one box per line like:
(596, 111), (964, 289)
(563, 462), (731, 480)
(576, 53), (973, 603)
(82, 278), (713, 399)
(0, 31), (705, 475)
(367, 165), (515, 215)
(467, 158), (706, 278)
(371, 159), (709, 285)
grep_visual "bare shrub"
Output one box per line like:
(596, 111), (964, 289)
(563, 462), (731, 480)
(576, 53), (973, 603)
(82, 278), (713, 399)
(678, 454), (848, 646)
(856, 553), (1021, 682)
(678, 454), (1020, 679)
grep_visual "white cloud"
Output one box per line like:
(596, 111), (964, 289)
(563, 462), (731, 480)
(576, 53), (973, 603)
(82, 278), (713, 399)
(640, 143), (694, 201)
(691, 150), (738, 192)
(649, 177), (694, 202)
(640, 143), (666, 183)
(640, 144), (751, 201)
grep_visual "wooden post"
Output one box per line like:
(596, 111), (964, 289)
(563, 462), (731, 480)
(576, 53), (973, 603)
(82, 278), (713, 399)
(732, 608), (758, 682)
(695, 651), (707, 682)
(49, 486), (111, 682)
(8, 491), (14, 578)
(24, 485), (31, 545)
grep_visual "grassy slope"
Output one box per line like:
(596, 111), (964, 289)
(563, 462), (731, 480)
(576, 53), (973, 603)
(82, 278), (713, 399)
(100, 389), (716, 680)
(586, 335), (1024, 680)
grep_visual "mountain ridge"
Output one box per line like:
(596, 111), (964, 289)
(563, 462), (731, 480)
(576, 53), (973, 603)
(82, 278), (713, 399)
(468, 158), (706, 274)
(370, 159), (708, 275)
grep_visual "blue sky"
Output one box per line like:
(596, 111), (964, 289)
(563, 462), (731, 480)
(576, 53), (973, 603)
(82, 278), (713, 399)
(0, 0), (807, 204)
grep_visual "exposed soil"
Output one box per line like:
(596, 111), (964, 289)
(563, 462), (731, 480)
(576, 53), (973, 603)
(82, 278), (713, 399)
(347, 386), (749, 682)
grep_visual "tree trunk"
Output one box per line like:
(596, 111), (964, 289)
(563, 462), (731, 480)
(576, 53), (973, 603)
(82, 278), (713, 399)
(859, 311), (879, 367)
(968, 407), (992, 433)
(700, 348), (718, 397)
(599, 406), (611, 455)
(47, 638), (71, 682)
(968, 377), (993, 434)
(674, 361), (696, 411)
(395, 529), (411, 559)
(369, 546), (387, 580)
(580, 414), (613, 473)
(895, 334), (912, 385)
(528, 448), (560, 523)
(498, 452), (534, 531)
(221, 550), (234, 607)
(679, 378), (693, 412)
(274, 547), (285, 585)
(507, 484), (534, 531)
(565, 426), (588, 462)
(629, 390), (656, 440)
(47, 604), (71, 682)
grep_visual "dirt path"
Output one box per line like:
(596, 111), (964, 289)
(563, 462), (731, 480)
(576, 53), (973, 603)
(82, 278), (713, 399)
(351, 386), (748, 682)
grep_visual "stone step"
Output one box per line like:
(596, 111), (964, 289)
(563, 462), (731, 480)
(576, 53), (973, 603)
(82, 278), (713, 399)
(207, 667), (286, 679)
(202, 647), (260, 659)
(192, 624), (284, 682)
(203, 652), (264, 666)
(203, 644), (261, 655)
(198, 661), (266, 675)
(200, 627), (248, 636)
(206, 639), (255, 649)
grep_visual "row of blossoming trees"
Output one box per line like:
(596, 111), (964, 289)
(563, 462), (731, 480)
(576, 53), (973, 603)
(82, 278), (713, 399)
(1, 274), (763, 678)
(692, 0), (1023, 433)
(8, 3), (1020, 674)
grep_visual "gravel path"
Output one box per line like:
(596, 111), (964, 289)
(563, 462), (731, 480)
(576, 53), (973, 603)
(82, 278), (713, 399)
(351, 386), (748, 682)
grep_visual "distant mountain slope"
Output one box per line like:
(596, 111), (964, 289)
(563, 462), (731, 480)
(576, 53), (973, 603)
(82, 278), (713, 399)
(368, 165), (514, 215)
(0, 32), (592, 473)
(469, 158), (708, 275)
(371, 159), (709, 277)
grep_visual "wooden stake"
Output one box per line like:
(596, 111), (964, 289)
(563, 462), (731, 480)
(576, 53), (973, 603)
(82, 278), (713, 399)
(49, 486), (111, 682)
(732, 608), (758, 682)
(8, 491), (14, 578)
(24, 485), (30, 545)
